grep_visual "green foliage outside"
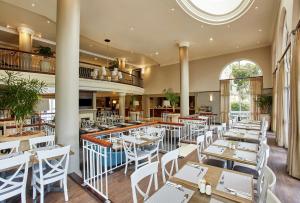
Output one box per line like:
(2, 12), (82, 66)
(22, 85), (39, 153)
(0, 71), (45, 135)
(231, 102), (249, 111)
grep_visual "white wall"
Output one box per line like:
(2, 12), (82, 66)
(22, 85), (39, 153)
(144, 46), (272, 94)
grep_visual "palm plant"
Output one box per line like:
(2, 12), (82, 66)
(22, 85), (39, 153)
(163, 88), (179, 112)
(0, 71), (45, 135)
(257, 95), (272, 114)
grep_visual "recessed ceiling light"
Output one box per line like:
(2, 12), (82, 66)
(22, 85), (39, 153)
(94, 57), (98, 60)
(31, 3), (35, 7)
(130, 27), (134, 31)
(255, 6), (259, 10)
(209, 37), (213, 41)
(37, 33), (42, 38)
(47, 20), (50, 24)
(170, 8), (175, 12)
(258, 29), (262, 32)
(227, 24), (231, 28)
(6, 25), (11, 28)
(155, 51), (159, 55)
(201, 25), (204, 28)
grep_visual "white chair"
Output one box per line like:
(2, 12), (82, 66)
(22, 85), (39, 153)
(0, 140), (20, 154)
(266, 189), (281, 203)
(221, 123), (227, 131)
(205, 131), (213, 146)
(122, 136), (152, 174)
(32, 145), (70, 203)
(145, 128), (165, 162)
(161, 150), (179, 183)
(196, 135), (206, 162)
(130, 162), (158, 203)
(29, 135), (55, 150)
(196, 135), (226, 168)
(0, 152), (30, 203)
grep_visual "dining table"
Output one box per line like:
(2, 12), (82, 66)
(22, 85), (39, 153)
(146, 162), (254, 203)
(202, 145), (258, 166)
(223, 129), (260, 143)
(107, 132), (161, 151)
(232, 123), (261, 131)
(212, 139), (259, 152)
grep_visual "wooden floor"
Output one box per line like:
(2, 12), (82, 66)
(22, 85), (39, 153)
(10, 133), (299, 203)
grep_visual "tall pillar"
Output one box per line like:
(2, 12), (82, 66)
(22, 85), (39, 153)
(118, 58), (126, 70)
(17, 26), (34, 52)
(178, 42), (190, 117)
(92, 92), (97, 120)
(119, 93), (126, 118)
(56, 0), (80, 174)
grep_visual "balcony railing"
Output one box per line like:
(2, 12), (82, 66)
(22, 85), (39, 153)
(0, 48), (143, 88)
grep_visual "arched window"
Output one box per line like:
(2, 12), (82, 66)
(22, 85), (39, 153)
(220, 60), (262, 120)
(220, 60), (262, 80)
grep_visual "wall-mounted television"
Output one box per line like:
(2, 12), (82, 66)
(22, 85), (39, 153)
(79, 99), (92, 107)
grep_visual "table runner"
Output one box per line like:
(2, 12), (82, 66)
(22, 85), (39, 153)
(216, 171), (252, 200)
(237, 142), (258, 151)
(145, 181), (194, 203)
(204, 146), (225, 155)
(174, 164), (208, 184)
(233, 150), (257, 162)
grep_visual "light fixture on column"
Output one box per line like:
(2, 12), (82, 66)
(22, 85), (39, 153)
(209, 94), (213, 102)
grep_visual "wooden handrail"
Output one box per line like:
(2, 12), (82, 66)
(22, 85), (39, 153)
(0, 47), (56, 58)
(81, 121), (184, 146)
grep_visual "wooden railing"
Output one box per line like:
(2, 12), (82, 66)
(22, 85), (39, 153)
(0, 48), (143, 87)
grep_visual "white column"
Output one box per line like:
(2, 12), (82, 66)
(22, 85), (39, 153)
(92, 92), (97, 120)
(178, 42), (190, 117)
(56, 0), (80, 174)
(17, 27), (34, 52)
(118, 93), (126, 118)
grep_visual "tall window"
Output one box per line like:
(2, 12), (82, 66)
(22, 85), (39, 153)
(220, 60), (262, 120)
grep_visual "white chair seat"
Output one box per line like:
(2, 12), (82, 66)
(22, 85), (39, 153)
(136, 149), (152, 158)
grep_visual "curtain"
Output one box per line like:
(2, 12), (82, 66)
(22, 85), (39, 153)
(220, 80), (230, 123)
(249, 77), (263, 120)
(276, 60), (288, 147)
(272, 73), (277, 132)
(288, 30), (300, 179)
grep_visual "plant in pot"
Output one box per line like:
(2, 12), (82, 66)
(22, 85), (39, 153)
(109, 59), (119, 80)
(0, 71), (45, 136)
(37, 46), (54, 72)
(257, 95), (272, 130)
(163, 88), (179, 112)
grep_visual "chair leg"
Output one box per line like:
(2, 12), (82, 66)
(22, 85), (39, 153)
(21, 189), (26, 203)
(124, 159), (128, 174)
(40, 185), (44, 203)
(63, 177), (69, 201)
(60, 180), (63, 188)
(33, 185), (37, 200)
(135, 160), (138, 171)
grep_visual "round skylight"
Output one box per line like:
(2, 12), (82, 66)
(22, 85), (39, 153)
(176, 0), (255, 25)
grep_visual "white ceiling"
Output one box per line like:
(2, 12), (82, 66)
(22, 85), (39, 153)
(0, 0), (280, 67)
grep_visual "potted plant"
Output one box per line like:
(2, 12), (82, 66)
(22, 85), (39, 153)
(37, 46), (54, 72)
(0, 71), (45, 136)
(163, 88), (179, 112)
(257, 95), (272, 130)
